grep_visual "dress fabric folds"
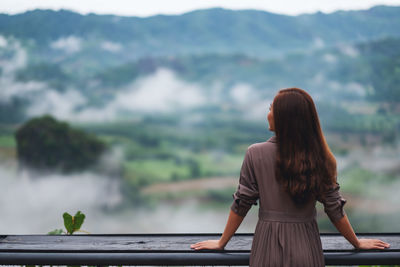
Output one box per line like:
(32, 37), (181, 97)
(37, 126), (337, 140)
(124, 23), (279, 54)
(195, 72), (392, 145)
(230, 136), (346, 267)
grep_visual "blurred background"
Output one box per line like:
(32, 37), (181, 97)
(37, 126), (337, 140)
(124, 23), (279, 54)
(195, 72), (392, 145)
(0, 0), (399, 234)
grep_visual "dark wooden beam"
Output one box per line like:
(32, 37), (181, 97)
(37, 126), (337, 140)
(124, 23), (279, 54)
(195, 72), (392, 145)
(0, 233), (399, 265)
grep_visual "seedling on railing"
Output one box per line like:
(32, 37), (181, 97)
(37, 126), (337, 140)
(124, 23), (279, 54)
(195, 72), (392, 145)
(48, 211), (89, 235)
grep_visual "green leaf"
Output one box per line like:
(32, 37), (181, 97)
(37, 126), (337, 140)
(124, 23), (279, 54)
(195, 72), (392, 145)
(63, 212), (74, 234)
(48, 229), (64, 235)
(62, 211), (86, 235)
(73, 211), (86, 232)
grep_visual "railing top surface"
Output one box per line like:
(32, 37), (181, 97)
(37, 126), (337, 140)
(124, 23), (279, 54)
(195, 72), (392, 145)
(1, 233), (399, 265)
(1, 233), (399, 253)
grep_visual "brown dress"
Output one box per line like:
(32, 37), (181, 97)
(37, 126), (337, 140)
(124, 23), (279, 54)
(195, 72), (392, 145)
(230, 136), (347, 267)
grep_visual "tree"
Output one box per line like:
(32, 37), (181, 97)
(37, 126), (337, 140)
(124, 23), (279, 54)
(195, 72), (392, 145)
(15, 115), (106, 174)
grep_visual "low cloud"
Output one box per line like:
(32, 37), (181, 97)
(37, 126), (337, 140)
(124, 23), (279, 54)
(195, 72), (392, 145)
(112, 68), (206, 112)
(344, 82), (366, 97)
(313, 37), (325, 49)
(0, 162), (259, 234)
(101, 41), (122, 53)
(229, 83), (271, 120)
(26, 68), (207, 122)
(338, 43), (359, 58)
(230, 83), (256, 105)
(0, 40), (46, 103)
(26, 89), (86, 118)
(308, 72), (366, 100)
(0, 40), (27, 74)
(0, 35), (8, 48)
(50, 36), (82, 54)
(0, 165), (122, 234)
(323, 53), (337, 63)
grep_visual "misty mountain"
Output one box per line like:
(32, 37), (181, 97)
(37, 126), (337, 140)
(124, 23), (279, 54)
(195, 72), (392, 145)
(19, 37), (399, 100)
(0, 6), (400, 124)
(0, 5), (400, 58)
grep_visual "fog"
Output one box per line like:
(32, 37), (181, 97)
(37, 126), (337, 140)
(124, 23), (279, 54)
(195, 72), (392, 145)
(0, 40), (270, 122)
(0, 36), (367, 125)
(0, 40), (46, 102)
(0, 163), (259, 234)
(1, 140), (399, 234)
(101, 40), (123, 53)
(25, 68), (208, 121)
(0, 165), (122, 234)
(50, 36), (82, 54)
(0, 145), (258, 234)
(338, 43), (359, 58)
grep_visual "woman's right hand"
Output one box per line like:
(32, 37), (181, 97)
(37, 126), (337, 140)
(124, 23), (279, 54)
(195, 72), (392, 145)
(355, 239), (390, 250)
(332, 214), (390, 250)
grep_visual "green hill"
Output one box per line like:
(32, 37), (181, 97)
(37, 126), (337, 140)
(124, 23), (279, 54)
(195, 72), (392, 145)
(0, 6), (399, 57)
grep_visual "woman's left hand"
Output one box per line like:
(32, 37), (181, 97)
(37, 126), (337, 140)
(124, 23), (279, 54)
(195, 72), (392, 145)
(190, 239), (224, 250)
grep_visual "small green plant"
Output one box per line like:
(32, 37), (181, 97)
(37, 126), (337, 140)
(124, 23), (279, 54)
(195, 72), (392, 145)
(48, 211), (89, 235)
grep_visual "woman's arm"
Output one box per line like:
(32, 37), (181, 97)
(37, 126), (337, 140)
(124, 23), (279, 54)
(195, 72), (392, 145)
(333, 214), (390, 250)
(320, 182), (390, 250)
(190, 209), (244, 250)
(191, 147), (258, 250)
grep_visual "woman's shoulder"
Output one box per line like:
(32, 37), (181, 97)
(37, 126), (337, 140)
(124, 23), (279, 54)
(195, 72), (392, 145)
(248, 136), (277, 154)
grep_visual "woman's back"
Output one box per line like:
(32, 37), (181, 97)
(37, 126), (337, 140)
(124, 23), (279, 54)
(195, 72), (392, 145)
(247, 136), (316, 214)
(231, 136), (346, 266)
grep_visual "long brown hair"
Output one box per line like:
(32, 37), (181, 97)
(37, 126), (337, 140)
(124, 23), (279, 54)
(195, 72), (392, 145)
(273, 88), (337, 204)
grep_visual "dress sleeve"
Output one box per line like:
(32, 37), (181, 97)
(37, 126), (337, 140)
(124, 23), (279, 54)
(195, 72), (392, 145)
(230, 148), (259, 217)
(318, 182), (347, 223)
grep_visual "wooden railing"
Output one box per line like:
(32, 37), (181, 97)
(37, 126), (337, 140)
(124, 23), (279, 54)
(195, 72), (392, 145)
(0, 233), (399, 265)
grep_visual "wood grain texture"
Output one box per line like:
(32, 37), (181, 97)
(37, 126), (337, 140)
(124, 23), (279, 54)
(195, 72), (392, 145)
(0, 233), (398, 252)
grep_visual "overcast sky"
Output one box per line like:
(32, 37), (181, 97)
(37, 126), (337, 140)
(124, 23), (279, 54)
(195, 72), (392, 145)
(1, 0), (400, 17)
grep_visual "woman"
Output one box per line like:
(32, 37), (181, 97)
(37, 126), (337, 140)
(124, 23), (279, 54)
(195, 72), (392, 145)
(190, 88), (390, 266)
